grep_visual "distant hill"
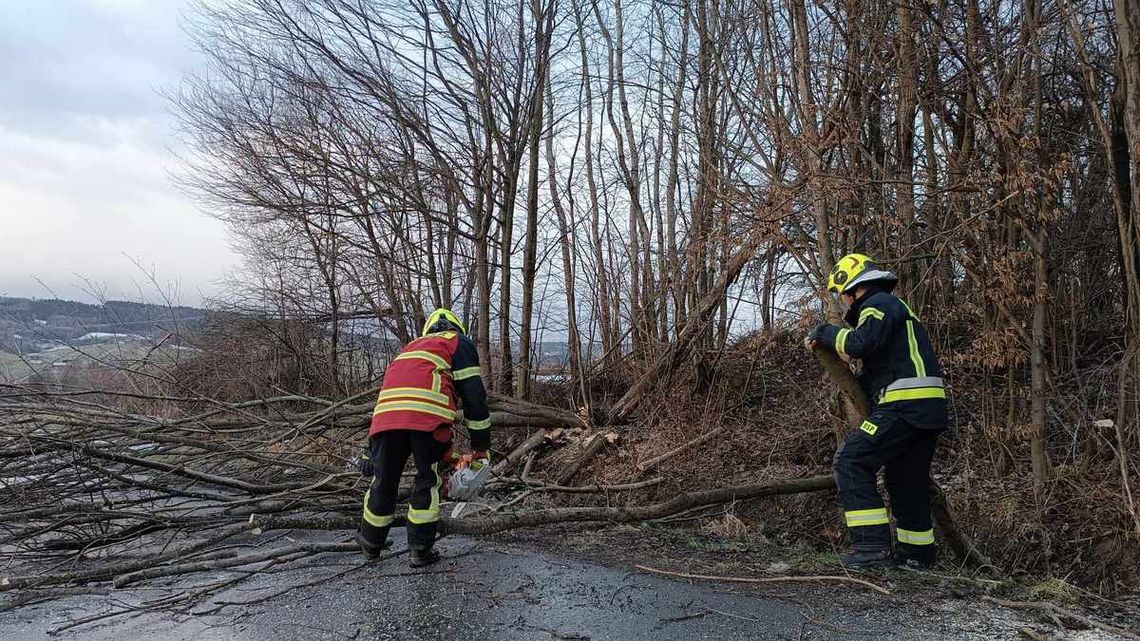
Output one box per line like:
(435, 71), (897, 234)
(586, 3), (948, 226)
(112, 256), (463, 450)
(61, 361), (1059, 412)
(0, 296), (587, 381)
(0, 297), (204, 328)
(0, 297), (206, 356)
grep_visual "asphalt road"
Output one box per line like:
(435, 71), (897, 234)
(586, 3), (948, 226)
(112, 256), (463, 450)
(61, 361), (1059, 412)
(0, 536), (1047, 641)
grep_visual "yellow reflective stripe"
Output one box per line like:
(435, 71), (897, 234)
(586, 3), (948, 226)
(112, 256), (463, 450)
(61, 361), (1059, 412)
(373, 401), (456, 420)
(408, 461), (442, 524)
(453, 366), (482, 381)
(378, 387), (450, 405)
(897, 528), (935, 545)
(835, 328), (851, 356)
(899, 299), (920, 321)
(845, 508), (890, 527)
(431, 460), (439, 514)
(395, 350), (449, 370)
(858, 307), (885, 327)
(880, 387), (946, 403)
(407, 508), (441, 524)
(362, 489), (394, 527)
(468, 416), (491, 430)
(905, 321), (926, 377)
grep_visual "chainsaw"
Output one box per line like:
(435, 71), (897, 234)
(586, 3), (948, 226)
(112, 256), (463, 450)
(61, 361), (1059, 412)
(447, 454), (492, 517)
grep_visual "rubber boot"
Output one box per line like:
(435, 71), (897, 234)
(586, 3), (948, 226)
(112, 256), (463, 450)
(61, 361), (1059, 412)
(406, 521), (439, 567)
(894, 543), (937, 569)
(840, 544), (894, 569)
(355, 527), (391, 559)
(409, 547), (441, 568)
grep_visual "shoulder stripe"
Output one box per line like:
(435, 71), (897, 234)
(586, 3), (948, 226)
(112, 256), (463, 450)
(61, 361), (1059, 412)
(898, 299), (920, 321)
(858, 307), (885, 326)
(395, 350), (449, 370)
(905, 320), (927, 377)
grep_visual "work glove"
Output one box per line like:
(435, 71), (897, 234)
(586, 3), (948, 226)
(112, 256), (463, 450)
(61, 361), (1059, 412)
(807, 323), (829, 344)
(455, 451), (491, 470)
(357, 452), (374, 477)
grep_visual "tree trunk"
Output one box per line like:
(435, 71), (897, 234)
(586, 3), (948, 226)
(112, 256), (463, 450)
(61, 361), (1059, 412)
(516, 0), (553, 400)
(789, 0), (835, 315)
(1029, 229), (1050, 490)
(574, 0), (616, 371)
(546, 85), (585, 406)
(1114, 0), (1140, 449)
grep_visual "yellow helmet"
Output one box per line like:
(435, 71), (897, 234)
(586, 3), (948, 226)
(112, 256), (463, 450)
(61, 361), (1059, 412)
(422, 308), (466, 336)
(827, 253), (898, 294)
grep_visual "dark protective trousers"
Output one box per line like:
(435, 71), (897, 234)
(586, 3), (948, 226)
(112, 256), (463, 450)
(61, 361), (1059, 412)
(833, 406), (942, 555)
(360, 427), (452, 551)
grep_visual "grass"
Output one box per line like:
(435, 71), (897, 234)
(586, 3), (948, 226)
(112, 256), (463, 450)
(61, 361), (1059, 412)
(1025, 577), (1080, 602)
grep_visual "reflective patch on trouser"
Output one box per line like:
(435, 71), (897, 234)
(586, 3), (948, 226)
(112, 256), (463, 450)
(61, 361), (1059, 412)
(407, 462), (441, 525)
(845, 507), (890, 527)
(406, 434), (449, 550)
(362, 489), (395, 527)
(834, 409), (943, 549)
(896, 527), (934, 545)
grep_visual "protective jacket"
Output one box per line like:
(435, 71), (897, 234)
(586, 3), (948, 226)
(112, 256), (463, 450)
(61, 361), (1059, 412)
(817, 287), (947, 429)
(369, 330), (491, 450)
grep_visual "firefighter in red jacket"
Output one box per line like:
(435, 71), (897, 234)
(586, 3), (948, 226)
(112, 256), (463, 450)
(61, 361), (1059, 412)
(356, 308), (491, 567)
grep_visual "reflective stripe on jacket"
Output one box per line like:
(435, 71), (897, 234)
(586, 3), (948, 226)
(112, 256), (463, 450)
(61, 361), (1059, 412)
(818, 288), (947, 428)
(369, 331), (492, 448)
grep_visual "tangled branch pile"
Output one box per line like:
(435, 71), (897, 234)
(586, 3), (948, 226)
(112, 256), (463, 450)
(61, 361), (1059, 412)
(0, 388), (590, 596)
(0, 382), (853, 618)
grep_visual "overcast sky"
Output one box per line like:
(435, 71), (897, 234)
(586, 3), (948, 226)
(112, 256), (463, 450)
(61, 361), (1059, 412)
(0, 0), (237, 306)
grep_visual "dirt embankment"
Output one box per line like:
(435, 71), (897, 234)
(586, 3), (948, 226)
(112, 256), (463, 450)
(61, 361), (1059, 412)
(527, 330), (1140, 592)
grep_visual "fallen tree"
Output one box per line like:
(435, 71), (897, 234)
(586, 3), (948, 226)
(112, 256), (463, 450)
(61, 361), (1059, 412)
(244, 474), (836, 535)
(0, 385), (585, 596)
(0, 371), (987, 616)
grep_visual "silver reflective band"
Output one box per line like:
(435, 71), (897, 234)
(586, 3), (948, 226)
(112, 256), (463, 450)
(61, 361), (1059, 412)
(845, 269), (898, 291)
(885, 376), (944, 391)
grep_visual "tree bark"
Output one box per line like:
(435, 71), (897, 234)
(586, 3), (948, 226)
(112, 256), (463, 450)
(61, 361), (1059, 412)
(248, 475), (838, 536)
(516, 0), (554, 400)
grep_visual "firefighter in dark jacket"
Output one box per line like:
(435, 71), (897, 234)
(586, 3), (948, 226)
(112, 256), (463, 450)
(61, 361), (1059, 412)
(809, 254), (947, 569)
(356, 308), (491, 567)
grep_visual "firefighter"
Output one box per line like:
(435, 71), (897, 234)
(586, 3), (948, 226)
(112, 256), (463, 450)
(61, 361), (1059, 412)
(808, 254), (947, 569)
(356, 308), (491, 567)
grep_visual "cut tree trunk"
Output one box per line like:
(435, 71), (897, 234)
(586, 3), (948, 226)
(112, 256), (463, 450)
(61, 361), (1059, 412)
(555, 432), (613, 485)
(247, 475), (837, 535)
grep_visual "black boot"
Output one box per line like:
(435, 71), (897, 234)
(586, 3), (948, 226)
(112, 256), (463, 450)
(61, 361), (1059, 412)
(840, 545), (894, 569)
(355, 528), (391, 559)
(894, 544), (937, 569)
(409, 547), (441, 568)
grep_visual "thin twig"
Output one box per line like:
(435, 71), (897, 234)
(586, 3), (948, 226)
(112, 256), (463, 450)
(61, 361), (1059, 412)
(634, 565), (891, 595)
(982, 597), (1140, 641)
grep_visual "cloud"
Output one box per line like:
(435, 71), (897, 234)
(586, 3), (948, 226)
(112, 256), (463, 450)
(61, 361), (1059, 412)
(0, 0), (236, 305)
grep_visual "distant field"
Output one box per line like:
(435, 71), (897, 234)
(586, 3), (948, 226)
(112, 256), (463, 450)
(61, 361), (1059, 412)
(0, 340), (197, 382)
